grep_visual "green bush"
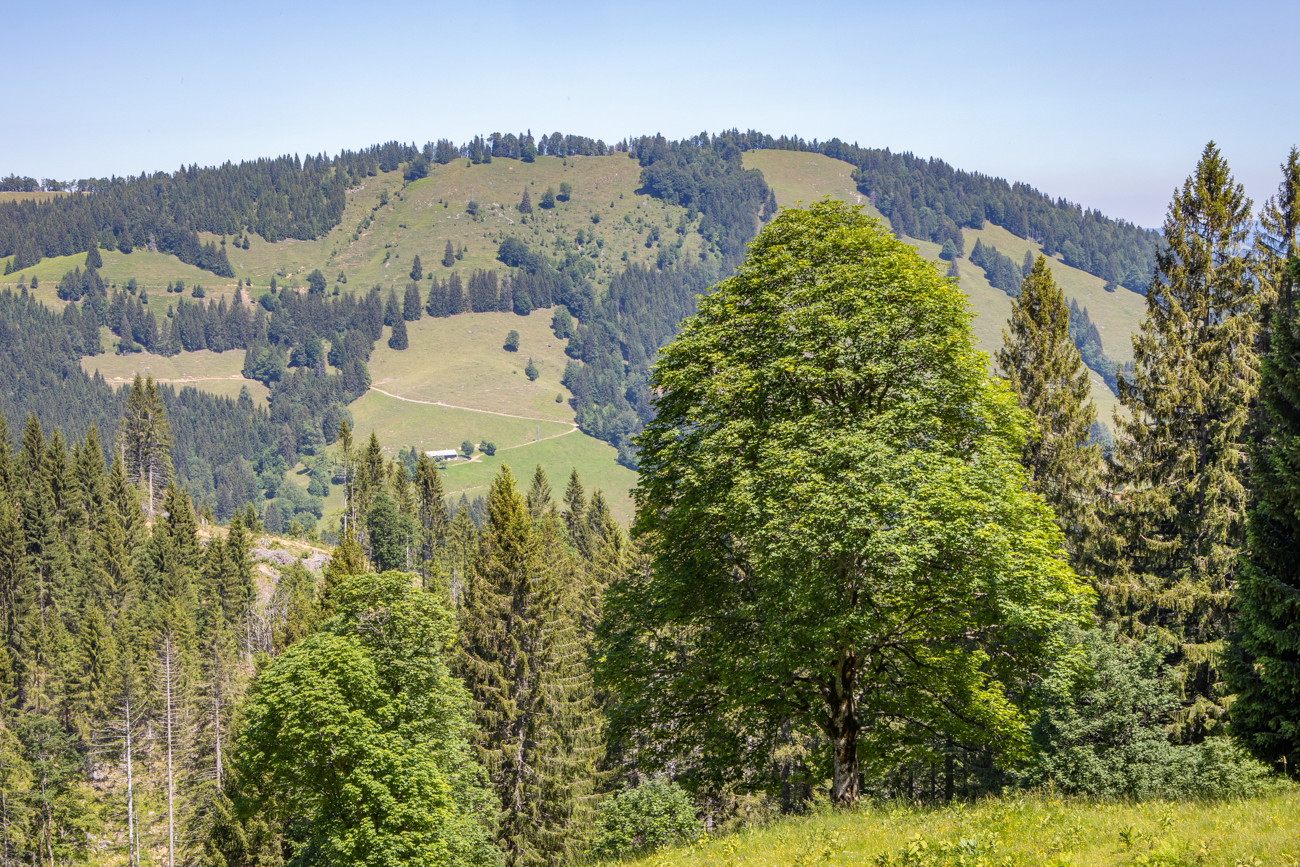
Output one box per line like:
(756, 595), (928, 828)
(1031, 628), (1277, 799)
(591, 778), (698, 859)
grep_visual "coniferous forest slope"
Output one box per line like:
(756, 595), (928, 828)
(4, 132), (1300, 867)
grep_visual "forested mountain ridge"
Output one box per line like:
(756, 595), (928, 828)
(0, 129), (1153, 532)
(718, 129), (1162, 292)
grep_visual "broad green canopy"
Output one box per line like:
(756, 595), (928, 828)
(599, 199), (1092, 804)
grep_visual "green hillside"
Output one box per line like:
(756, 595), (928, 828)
(33, 148), (1148, 530)
(367, 309), (576, 421)
(744, 149), (1143, 425)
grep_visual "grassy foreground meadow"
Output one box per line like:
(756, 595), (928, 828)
(597, 791), (1300, 867)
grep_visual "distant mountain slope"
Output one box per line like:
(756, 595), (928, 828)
(742, 149), (1140, 426)
(3, 132), (1158, 529)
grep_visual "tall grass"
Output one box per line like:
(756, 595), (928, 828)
(596, 789), (1299, 867)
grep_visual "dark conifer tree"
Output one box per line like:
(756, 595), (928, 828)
(383, 289), (398, 327)
(996, 256), (1101, 564)
(409, 254), (423, 282)
(456, 465), (601, 864)
(443, 240), (455, 268)
(387, 315), (408, 351)
(1104, 142), (1257, 741)
(85, 245), (102, 270)
(447, 273), (465, 315)
(1225, 149), (1300, 768)
(414, 452), (450, 586)
(518, 189), (532, 215)
(403, 281), (422, 322)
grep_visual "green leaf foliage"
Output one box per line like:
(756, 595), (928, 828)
(601, 199), (1092, 806)
(232, 571), (495, 867)
(591, 778), (698, 859)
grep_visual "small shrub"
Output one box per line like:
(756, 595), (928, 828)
(525, 358), (539, 381)
(555, 393), (563, 403)
(504, 329), (520, 352)
(591, 778), (698, 860)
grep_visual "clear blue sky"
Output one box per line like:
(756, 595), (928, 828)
(6, 0), (1297, 229)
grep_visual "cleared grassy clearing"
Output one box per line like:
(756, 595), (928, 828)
(599, 790), (1300, 867)
(442, 428), (637, 525)
(367, 309), (576, 422)
(346, 388), (573, 455)
(79, 349), (270, 402)
(743, 149), (885, 219)
(0, 247), (243, 313)
(220, 154), (701, 297)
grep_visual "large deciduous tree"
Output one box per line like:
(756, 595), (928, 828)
(1102, 142), (1257, 742)
(229, 572), (495, 867)
(600, 200), (1090, 806)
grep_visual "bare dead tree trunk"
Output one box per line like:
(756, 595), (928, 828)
(213, 667), (222, 792)
(162, 636), (176, 867)
(123, 694), (137, 867)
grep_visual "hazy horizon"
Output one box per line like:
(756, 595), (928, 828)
(7, 0), (1297, 230)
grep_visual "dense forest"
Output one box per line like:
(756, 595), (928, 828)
(0, 268), (388, 530)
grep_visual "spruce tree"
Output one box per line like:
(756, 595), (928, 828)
(526, 465), (553, 521)
(383, 289), (398, 327)
(519, 189), (532, 215)
(443, 240), (456, 268)
(561, 470), (591, 561)
(457, 465), (543, 865)
(1224, 151), (1300, 768)
(414, 452), (450, 585)
(85, 245), (102, 270)
(403, 280), (422, 321)
(458, 466), (602, 864)
(118, 374), (173, 519)
(531, 509), (603, 859)
(447, 502), (476, 607)
(409, 254), (423, 282)
(1105, 142), (1257, 741)
(1253, 147), (1300, 320)
(996, 255), (1101, 563)
(387, 313), (408, 350)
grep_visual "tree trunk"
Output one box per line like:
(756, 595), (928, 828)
(213, 667), (222, 791)
(826, 649), (860, 806)
(124, 695), (136, 867)
(163, 637), (176, 867)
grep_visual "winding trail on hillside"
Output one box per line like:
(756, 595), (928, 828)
(367, 386), (577, 427)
